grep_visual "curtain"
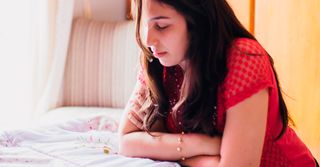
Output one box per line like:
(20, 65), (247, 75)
(34, 0), (75, 116)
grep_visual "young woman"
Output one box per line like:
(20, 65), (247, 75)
(118, 0), (318, 166)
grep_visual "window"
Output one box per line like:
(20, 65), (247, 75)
(0, 0), (34, 129)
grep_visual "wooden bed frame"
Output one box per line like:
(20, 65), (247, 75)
(126, 0), (133, 20)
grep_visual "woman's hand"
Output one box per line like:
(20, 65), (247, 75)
(127, 85), (148, 129)
(119, 81), (221, 160)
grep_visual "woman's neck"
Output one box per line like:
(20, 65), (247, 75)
(178, 59), (189, 72)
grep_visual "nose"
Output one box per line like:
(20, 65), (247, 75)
(146, 28), (158, 48)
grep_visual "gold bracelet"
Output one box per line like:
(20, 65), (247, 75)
(177, 131), (185, 161)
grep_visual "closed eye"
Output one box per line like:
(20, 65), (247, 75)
(155, 24), (169, 30)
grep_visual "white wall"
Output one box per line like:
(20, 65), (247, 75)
(74, 0), (127, 21)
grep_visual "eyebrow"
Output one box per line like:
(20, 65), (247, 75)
(148, 16), (170, 22)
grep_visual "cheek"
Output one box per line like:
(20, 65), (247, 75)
(168, 33), (186, 47)
(174, 35), (189, 58)
(181, 37), (189, 53)
(162, 28), (189, 59)
(174, 26), (188, 51)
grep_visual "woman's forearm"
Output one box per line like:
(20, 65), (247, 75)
(119, 131), (221, 161)
(179, 155), (220, 167)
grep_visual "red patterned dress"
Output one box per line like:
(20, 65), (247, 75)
(139, 38), (316, 166)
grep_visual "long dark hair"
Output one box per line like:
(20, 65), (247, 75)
(133, 0), (291, 139)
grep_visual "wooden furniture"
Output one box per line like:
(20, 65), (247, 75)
(228, 0), (320, 160)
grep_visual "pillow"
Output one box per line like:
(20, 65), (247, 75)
(61, 18), (140, 108)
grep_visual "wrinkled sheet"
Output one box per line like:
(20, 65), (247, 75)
(0, 115), (180, 167)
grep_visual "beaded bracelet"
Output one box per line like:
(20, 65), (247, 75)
(177, 131), (185, 161)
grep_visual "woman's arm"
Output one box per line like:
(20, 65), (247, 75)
(119, 131), (221, 161)
(179, 88), (268, 167)
(179, 155), (220, 167)
(118, 81), (221, 161)
(219, 89), (268, 167)
(183, 88), (267, 167)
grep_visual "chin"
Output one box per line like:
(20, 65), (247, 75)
(158, 59), (177, 67)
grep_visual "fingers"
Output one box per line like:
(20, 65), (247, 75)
(127, 100), (147, 129)
(130, 99), (141, 109)
(135, 90), (147, 107)
(128, 111), (144, 129)
(130, 98), (149, 121)
(127, 86), (149, 130)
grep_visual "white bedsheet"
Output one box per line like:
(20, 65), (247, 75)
(0, 114), (180, 167)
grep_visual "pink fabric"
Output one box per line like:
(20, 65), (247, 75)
(139, 38), (316, 166)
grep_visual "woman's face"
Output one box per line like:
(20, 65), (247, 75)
(141, 0), (189, 68)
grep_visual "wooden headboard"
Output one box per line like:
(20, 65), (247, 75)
(126, 0), (133, 20)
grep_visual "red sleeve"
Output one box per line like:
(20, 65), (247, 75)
(221, 38), (274, 110)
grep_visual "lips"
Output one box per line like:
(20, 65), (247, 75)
(153, 51), (167, 58)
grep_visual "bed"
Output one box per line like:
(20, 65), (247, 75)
(0, 107), (180, 167)
(0, 18), (180, 167)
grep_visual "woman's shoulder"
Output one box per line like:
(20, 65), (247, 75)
(229, 37), (267, 56)
(219, 38), (274, 111)
(226, 38), (271, 75)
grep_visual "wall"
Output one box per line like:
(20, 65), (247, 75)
(73, 0), (127, 21)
